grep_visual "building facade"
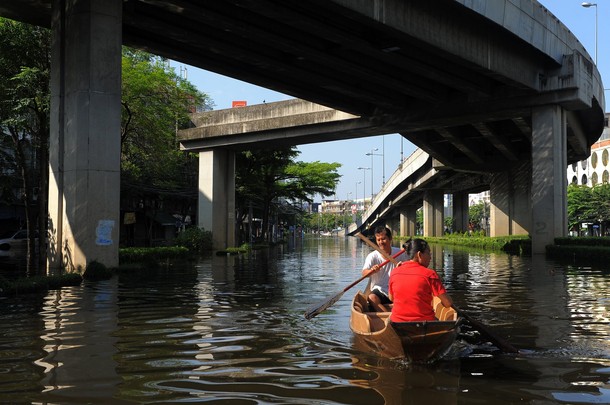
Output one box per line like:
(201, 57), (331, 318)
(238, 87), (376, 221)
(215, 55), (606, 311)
(568, 114), (610, 186)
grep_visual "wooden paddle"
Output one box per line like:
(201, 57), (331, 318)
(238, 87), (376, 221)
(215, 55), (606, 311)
(357, 233), (520, 353)
(304, 249), (406, 319)
(355, 232), (399, 265)
(452, 305), (519, 353)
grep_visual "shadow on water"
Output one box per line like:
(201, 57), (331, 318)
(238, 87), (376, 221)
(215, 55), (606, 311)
(0, 236), (608, 404)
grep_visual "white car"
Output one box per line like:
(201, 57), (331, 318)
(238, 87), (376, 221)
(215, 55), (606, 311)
(0, 230), (38, 259)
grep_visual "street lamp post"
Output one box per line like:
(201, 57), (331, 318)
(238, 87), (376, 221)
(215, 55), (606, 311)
(345, 191), (352, 233)
(382, 135), (385, 185)
(357, 167), (370, 209)
(356, 181), (361, 210)
(582, 2), (598, 64)
(400, 136), (404, 163)
(365, 148), (382, 200)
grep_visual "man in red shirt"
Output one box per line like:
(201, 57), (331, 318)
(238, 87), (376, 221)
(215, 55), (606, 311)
(388, 238), (453, 322)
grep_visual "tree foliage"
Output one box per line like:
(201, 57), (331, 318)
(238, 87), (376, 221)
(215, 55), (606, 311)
(120, 49), (214, 246)
(567, 184), (594, 230)
(468, 201), (488, 231)
(567, 183), (610, 232)
(121, 48), (212, 202)
(235, 147), (341, 242)
(0, 18), (50, 274)
(0, 28), (215, 258)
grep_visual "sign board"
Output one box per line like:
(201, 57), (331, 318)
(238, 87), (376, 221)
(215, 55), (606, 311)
(232, 100), (247, 107)
(351, 204), (357, 214)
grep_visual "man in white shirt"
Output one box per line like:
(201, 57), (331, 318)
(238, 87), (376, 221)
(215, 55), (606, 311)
(361, 226), (407, 312)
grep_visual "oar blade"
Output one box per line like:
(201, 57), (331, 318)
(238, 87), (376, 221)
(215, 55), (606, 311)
(463, 313), (519, 353)
(454, 306), (519, 354)
(304, 290), (345, 319)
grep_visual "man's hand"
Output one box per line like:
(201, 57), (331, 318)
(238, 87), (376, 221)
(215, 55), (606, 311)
(362, 265), (379, 277)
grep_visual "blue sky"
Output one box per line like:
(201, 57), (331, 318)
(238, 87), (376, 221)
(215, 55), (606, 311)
(173, 1), (606, 203)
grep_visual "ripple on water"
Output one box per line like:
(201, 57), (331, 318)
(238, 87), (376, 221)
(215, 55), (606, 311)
(1, 242), (609, 404)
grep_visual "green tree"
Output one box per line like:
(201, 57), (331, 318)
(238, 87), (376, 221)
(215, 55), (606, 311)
(0, 18), (50, 274)
(590, 185), (610, 226)
(567, 184), (594, 232)
(567, 183), (610, 235)
(235, 147), (340, 243)
(120, 48), (213, 245)
(444, 216), (454, 233)
(416, 208), (423, 235)
(469, 201), (487, 232)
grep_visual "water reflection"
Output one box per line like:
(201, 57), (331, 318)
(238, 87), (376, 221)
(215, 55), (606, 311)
(349, 354), (461, 404)
(0, 237), (608, 404)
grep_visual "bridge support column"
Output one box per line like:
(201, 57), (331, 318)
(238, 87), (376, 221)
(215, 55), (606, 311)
(384, 218), (399, 238)
(531, 105), (568, 254)
(399, 205), (418, 237)
(452, 192), (469, 233)
(198, 150), (236, 249)
(423, 190), (444, 237)
(490, 161), (530, 237)
(48, 0), (122, 273)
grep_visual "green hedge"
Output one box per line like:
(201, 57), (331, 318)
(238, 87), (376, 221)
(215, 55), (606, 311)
(119, 246), (190, 264)
(412, 235), (531, 255)
(546, 244), (610, 262)
(553, 237), (610, 247)
(174, 227), (213, 253)
(0, 273), (82, 297)
(547, 237), (610, 262)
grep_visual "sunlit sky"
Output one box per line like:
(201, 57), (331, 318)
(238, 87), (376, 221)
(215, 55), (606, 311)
(173, 1), (606, 202)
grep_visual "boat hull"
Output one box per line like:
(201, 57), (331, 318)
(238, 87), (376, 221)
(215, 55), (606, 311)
(350, 291), (460, 362)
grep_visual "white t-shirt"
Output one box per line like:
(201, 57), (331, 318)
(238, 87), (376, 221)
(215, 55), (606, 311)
(362, 246), (407, 296)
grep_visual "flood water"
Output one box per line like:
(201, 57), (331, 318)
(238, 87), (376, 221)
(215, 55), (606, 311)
(0, 236), (609, 404)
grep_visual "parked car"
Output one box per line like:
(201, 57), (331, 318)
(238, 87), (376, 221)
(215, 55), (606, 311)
(0, 230), (38, 259)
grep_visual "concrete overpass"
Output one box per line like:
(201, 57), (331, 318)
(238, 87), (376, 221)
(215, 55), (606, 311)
(179, 99), (490, 240)
(0, 0), (604, 271)
(352, 149), (490, 238)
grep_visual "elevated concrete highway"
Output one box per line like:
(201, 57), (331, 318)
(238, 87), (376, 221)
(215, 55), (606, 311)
(0, 0), (605, 270)
(352, 149), (490, 238)
(179, 99), (489, 238)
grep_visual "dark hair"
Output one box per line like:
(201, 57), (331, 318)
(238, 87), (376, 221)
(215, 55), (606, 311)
(402, 238), (429, 259)
(374, 226), (392, 239)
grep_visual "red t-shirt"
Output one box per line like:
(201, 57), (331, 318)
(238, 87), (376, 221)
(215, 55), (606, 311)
(389, 261), (447, 322)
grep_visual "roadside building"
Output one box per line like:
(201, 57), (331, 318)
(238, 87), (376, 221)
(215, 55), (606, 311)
(567, 114), (610, 187)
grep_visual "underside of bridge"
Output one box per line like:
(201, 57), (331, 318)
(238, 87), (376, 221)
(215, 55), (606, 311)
(2, 0), (604, 173)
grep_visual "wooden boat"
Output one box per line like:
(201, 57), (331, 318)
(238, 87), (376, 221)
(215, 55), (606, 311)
(350, 289), (460, 363)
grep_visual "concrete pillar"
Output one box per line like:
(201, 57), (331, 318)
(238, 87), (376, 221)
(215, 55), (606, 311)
(423, 190), (444, 237)
(490, 161), (531, 237)
(531, 105), (568, 254)
(385, 218), (399, 238)
(452, 192), (469, 233)
(511, 161), (531, 235)
(490, 172), (511, 236)
(198, 150), (236, 249)
(48, 0), (122, 273)
(399, 205), (418, 237)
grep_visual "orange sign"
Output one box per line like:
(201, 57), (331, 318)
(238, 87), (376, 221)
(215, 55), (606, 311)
(232, 100), (247, 108)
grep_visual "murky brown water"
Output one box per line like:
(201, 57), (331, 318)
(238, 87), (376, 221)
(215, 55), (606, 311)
(0, 237), (608, 404)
